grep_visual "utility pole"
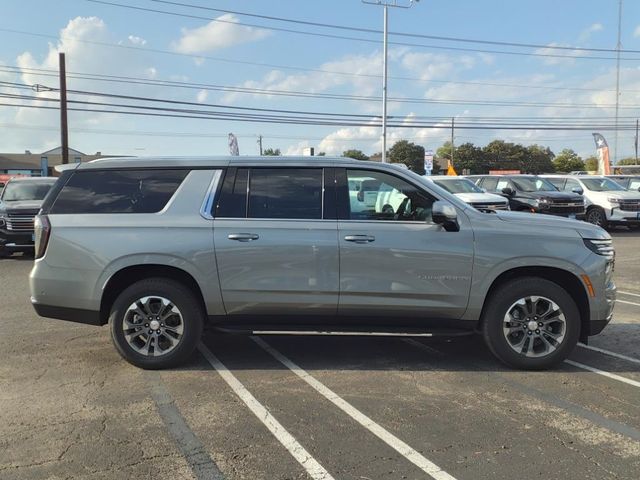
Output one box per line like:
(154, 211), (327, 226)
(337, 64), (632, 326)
(635, 119), (638, 163)
(257, 135), (263, 155)
(59, 52), (69, 164)
(362, 0), (419, 163)
(450, 117), (455, 168)
(613, 0), (623, 165)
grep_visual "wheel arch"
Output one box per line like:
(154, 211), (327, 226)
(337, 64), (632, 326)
(99, 264), (207, 325)
(478, 266), (590, 340)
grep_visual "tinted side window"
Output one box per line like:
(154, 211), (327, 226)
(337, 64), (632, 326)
(481, 177), (498, 192)
(345, 169), (435, 222)
(51, 169), (188, 214)
(216, 168), (248, 218)
(248, 168), (323, 219)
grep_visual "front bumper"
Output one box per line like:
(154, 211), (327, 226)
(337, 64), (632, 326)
(607, 208), (640, 225)
(0, 229), (34, 251)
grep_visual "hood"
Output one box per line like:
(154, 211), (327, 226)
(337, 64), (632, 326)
(590, 190), (640, 201)
(495, 210), (609, 240)
(517, 190), (582, 201)
(0, 200), (44, 212)
(454, 192), (508, 203)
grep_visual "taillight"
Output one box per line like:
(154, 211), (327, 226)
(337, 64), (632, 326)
(34, 214), (51, 259)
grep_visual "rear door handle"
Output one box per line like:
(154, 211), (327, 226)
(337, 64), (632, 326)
(228, 233), (259, 242)
(344, 234), (375, 243)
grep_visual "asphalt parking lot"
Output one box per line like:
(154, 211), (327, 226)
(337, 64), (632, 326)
(1, 231), (639, 480)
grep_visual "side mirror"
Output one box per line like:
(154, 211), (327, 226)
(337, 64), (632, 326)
(572, 187), (584, 195)
(357, 191), (364, 202)
(501, 187), (514, 196)
(432, 201), (459, 232)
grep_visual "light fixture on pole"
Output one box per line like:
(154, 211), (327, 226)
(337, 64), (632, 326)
(362, 0), (419, 163)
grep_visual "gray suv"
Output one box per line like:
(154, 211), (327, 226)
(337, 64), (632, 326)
(30, 157), (616, 370)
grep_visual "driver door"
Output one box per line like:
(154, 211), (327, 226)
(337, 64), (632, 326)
(337, 168), (474, 321)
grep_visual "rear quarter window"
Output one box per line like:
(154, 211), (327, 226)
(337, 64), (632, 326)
(50, 169), (188, 214)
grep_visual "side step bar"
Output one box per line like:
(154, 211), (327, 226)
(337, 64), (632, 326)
(211, 326), (475, 338)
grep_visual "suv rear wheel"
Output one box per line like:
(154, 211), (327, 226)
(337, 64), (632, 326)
(109, 278), (204, 369)
(482, 277), (580, 370)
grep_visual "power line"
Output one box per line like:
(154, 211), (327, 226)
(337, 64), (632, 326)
(2, 95), (639, 131)
(4, 64), (638, 100)
(147, 0), (640, 56)
(80, 0), (639, 62)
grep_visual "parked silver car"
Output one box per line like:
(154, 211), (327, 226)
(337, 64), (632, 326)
(30, 157), (616, 370)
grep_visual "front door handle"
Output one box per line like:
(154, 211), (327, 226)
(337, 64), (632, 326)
(344, 234), (375, 244)
(228, 233), (259, 242)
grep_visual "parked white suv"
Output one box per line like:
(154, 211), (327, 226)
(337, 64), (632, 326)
(424, 176), (509, 212)
(542, 175), (640, 228)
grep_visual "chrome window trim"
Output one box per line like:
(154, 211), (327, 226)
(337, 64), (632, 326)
(200, 169), (223, 220)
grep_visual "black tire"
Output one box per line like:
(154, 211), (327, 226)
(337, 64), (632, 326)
(482, 277), (580, 370)
(109, 278), (204, 369)
(586, 206), (608, 229)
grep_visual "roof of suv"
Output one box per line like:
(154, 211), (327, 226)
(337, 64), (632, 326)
(77, 155), (373, 170)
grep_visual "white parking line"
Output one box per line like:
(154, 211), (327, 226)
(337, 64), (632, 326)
(252, 336), (458, 480)
(564, 360), (640, 388)
(197, 343), (335, 480)
(618, 291), (640, 297)
(618, 299), (640, 307)
(578, 343), (640, 366)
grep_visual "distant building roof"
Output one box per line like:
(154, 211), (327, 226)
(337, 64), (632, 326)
(41, 146), (86, 156)
(0, 156), (40, 170)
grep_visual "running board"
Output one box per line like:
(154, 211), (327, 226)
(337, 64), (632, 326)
(210, 325), (475, 338)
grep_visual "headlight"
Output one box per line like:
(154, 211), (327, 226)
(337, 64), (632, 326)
(538, 198), (550, 203)
(583, 238), (615, 258)
(0, 213), (5, 228)
(607, 197), (620, 205)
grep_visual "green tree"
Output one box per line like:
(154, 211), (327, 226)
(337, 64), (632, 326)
(584, 155), (599, 171)
(263, 148), (281, 156)
(553, 149), (585, 172)
(524, 144), (555, 174)
(617, 157), (640, 166)
(388, 140), (426, 175)
(342, 149), (369, 161)
(451, 142), (487, 174)
(316, 151), (326, 156)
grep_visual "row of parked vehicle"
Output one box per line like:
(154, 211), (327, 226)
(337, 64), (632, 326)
(426, 174), (640, 229)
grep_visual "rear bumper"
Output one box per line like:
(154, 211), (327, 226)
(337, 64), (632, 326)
(31, 299), (103, 326)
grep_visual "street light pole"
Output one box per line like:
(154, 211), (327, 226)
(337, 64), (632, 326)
(362, 0), (419, 163)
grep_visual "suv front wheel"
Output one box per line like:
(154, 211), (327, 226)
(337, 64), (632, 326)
(482, 277), (580, 370)
(109, 278), (204, 369)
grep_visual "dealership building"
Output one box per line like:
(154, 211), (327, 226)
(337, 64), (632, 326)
(0, 147), (116, 177)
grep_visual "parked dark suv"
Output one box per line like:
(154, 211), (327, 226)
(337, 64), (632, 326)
(468, 175), (585, 219)
(0, 177), (57, 257)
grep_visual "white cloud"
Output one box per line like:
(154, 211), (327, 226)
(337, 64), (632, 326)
(579, 23), (603, 42)
(196, 89), (208, 103)
(634, 25), (640, 37)
(172, 13), (271, 54)
(534, 42), (586, 66)
(127, 35), (147, 46)
(2, 16), (159, 153)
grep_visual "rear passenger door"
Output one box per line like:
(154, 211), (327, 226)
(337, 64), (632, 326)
(212, 167), (339, 317)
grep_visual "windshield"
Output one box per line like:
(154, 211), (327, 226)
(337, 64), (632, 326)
(512, 177), (558, 192)
(433, 178), (483, 194)
(581, 178), (626, 192)
(1, 181), (55, 201)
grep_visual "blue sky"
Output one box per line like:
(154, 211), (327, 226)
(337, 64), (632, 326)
(1, 0), (640, 161)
